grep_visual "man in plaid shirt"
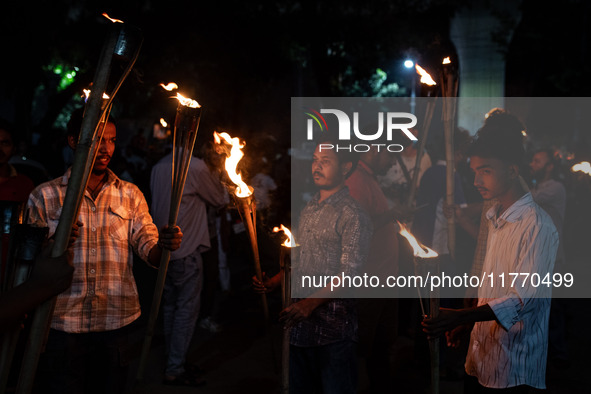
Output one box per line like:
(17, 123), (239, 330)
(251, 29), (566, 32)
(28, 111), (183, 394)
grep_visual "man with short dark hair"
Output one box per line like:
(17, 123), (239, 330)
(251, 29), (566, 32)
(255, 140), (371, 393)
(422, 124), (558, 393)
(29, 113), (183, 394)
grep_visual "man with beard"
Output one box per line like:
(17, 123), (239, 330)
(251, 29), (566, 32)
(255, 139), (371, 393)
(422, 124), (558, 393)
(28, 110), (183, 394)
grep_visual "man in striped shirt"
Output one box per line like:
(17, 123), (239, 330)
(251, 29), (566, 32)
(422, 122), (558, 392)
(29, 112), (183, 393)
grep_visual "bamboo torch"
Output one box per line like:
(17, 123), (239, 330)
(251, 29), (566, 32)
(16, 15), (142, 394)
(213, 131), (269, 322)
(136, 83), (202, 382)
(407, 64), (438, 206)
(441, 56), (459, 259)
(273, 224), (298, 394)
(398, 222), (440, 394)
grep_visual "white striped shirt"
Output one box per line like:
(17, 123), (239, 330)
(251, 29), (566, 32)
(465, 192), (558, 389)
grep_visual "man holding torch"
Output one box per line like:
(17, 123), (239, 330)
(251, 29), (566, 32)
(150, 141), (228, 386)
(28, 111), (183, 394)
(255, 139), (371, 393)
(422, 122), (558, 393)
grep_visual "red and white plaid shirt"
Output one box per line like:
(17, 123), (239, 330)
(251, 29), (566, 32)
(27, 169), (159, 333)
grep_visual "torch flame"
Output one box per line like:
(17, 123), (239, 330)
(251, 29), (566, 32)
(415, 64), (437, 86)
(213, 131), (252, 198)
(572, 161), (591, 175)
(273, 224), (297, 247)
(159, 118), (168, 128)
(83, 89), (110, 102)
(160, 82), (179, 91)
(175, 93), (200, 108)
(398, 221), (438, 258)
(442, 57), (451, 64)
(102, 13), (124, 23)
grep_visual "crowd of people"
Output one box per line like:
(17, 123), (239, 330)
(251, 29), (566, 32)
(0, 105), (590, 393)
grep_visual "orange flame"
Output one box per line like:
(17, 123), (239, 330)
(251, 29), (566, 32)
(159, 118), (168, 128)
(398, 222), (438, 258)
(160, 82), (179, 91)
(442, 56), (451, 64)
(83, 89), (109, 101)
(273, 225), (297, 247)
(415, 64), (437, 86)
(102, 13), (124, 23)
(572, 161), (591, 175)
(213, 131), (252, 198)
(175, 93), (200, 108)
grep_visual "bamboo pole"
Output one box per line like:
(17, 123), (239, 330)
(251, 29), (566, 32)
(429, 269), (440, 394)
(236, 195), (269, 322)
(441, 63), (458, 259)
(414, 255), (440, 394)
(15, 27), (121, 394)
(136, 104), (201, 382)
(279, 245), (295, 394)
(406, 94), (438, 207)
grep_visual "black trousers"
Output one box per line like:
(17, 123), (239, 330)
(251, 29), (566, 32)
(35, 324), (132, 394)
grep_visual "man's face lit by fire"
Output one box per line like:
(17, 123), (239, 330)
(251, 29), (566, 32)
(312, 145), (347, 190)
(470, 155), (516, 201)
(92, 122), (116, 174)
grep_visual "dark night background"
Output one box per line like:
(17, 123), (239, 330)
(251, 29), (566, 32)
(2, 1), (591, 393)
(2, 0), (590, 151)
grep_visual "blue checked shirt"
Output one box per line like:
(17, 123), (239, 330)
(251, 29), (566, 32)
(290, 186), (372, 346)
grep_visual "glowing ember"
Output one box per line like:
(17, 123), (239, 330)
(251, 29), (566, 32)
(175, 93), (200, 108)
(160, 82), (179, 91)
(102, 13), (124, 23)
(273, 225), (297, 247)
(213, 131), (252, 198)
(398, 222), (438, 258)
(415, 64), (437, 86)
(159, 118), (168, 128)
(83, 89), (109, 102)
(442, 57), (451, 64)
(572, 161), (591, 175)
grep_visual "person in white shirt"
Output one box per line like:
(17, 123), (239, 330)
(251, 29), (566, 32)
(422, 122), (558, 392)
